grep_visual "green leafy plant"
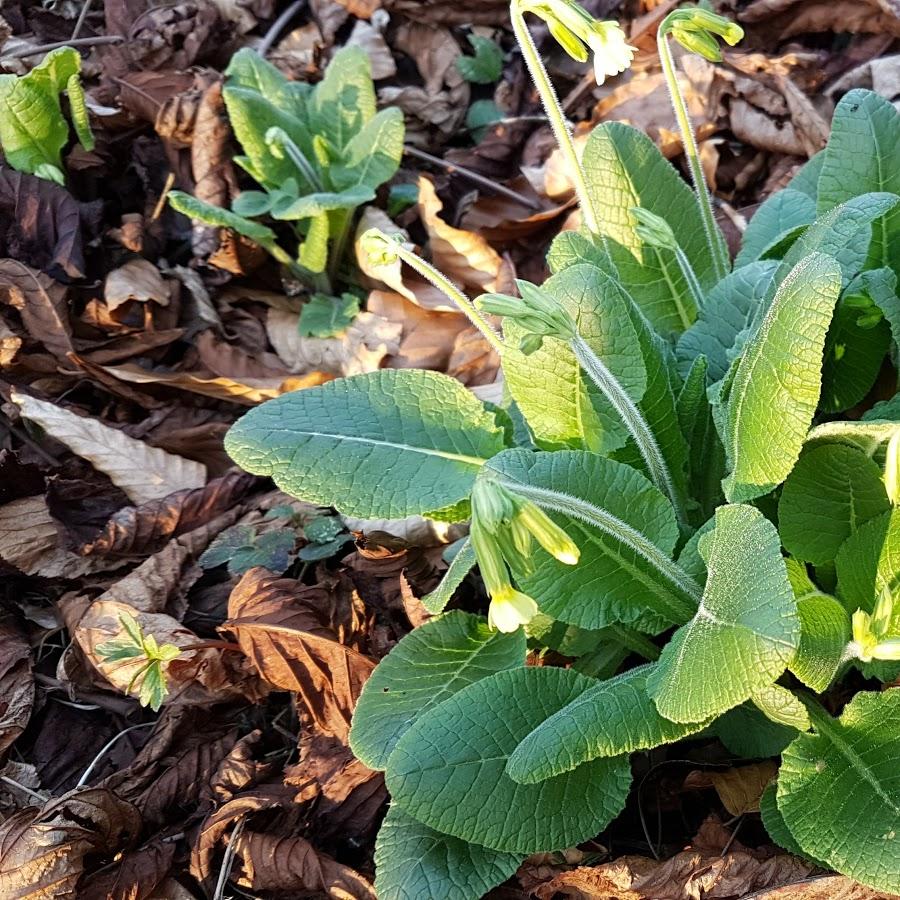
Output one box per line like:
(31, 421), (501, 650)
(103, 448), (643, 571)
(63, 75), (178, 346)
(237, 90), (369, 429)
(199, 523), (297, 576)
(0, 47), (95, 184)
(219, 2), (900, 896)
(457, 34), (504, 84)
(95, 614), (182, 711)
(169, 46), (404, 298)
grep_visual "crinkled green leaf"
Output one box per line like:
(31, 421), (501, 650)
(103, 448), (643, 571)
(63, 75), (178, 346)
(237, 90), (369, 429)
(225, 47), (309, 120)
(350, 610), (526, 770)
(486, 449), (697, 633)
(298, 212), (330, 273)
(760, 782), (827, 865)
(168, 191), (277, 243)
(422, 538), (476, 614)
(648, 504), (799, 723)
(332, 106), (404, 191)
(713, 703), (797, 758)
(582, 122), (724, 334)
(790, 592), (851, 693)
(836, 509), (900, 622)
(777, 690), (900, 893)
(546, 231), (614, 275)
(507, 664), (709, 784)
(751, 684), (809, 731)
(788, 151), (823, 200)
(779, 444), (889, 566)
(66, 73), (94, 151)
(231, 189), (273, 217)
(818, 90), (900, 279)
(298, 292), (360, 338)
(456, 34), (504, 83)
(676, 261), (777, 383)
(374, 806), (523, 900)
(309, 46), (376, 150)
(735, 190), (816, 267)
(386, 666), (632, 854)
(224, 369), (505, 520)
(271, 186), (375, 221)
(466, 99), (503, 141)
(718, 253), (842, 503)
(199, 524), (296, 576)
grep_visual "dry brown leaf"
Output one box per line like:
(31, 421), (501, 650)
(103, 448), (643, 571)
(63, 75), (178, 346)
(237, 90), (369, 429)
(195, 328), (289, 381)
(224, 568), (376, 742)
(740, 0), (900, 40)
(0, 315), (21, 365)
(266, 306), (401, 376)
(233, 829), (377, 898)
(104, 259), (171, 312)
(0, 259), (73, 359)
(684, 762), (779, 817)
(346, 18), (395, 80)
(11, 391), (207, 506)
(0, 616), (34, 761)
(0, 788), (141, 899)
(752, 876), (900, 898)
(384, 0), (507, 25)
(78, 838), (175, 900)
(333, 0), (381, 17)
(418, 176), (504, 294)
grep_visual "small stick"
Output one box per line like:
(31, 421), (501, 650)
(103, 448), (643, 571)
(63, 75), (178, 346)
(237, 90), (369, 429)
(404, 145), (543, 211)
(71, 0), (94, 41)
(257, 0), (305, 57)
(151, 171), (176, 221)
(2, 35), (123, 61)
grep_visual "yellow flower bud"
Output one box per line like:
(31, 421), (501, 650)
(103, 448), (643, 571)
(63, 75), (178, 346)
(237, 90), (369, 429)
(516, 501), (580, 565)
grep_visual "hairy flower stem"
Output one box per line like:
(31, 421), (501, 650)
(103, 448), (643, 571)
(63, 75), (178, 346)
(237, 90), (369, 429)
(492, 473), (701, 622)
(675, 246), (706, 313)
(511, 3), (601, 235)
(386, 242), (505, 354)
(570, 334), (687, 527)
(657, 20), (729, 281)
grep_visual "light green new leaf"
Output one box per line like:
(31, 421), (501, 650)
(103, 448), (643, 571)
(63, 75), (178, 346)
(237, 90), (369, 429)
(298, 292), (360, 338)
(676, 261), (777, 383)
(225, 48), (309, 120)
(224, 369), (505, 519)
(779, 444), (889, 566)
(818, 90), (900, 278)
(486, 449), (698, 633)
(168, 191), (278, 244)
(719, 253), (842, 503)
(778, 690), (900, 893)
(790, 592), (851, 692)
(507, 664), (710, 784)
(386, 666), (632, 854)
(374, 806), (523, 900)
(422, 538), (476, 614)
(66, 73), (94, 151)
(332, 107), (405, 191)
(309, 46), (376, 150)
(271, 186), (375, 220)
(350, 611), (526, 770)
(546, 231), (614, 275)
(648, 504), (799, 723)
(751, 684), (810, 731)
(735, 189), (816, 267)
(582, 122), (724, 334)
(835, 509), (900, 622)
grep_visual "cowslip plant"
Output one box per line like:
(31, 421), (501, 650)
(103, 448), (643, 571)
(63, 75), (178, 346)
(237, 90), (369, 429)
(169, 46), (404, 296)
(221, 3), (900, 897)
(0, 47), (94, 184)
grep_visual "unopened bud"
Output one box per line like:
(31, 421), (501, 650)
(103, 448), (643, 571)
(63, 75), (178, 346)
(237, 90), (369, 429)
(516, 501), (580, 565)
(359, 228), (401, 268)
(631, 207), (678, 251)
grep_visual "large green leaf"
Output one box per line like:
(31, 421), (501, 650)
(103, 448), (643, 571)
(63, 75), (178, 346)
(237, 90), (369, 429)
(760, 782), (827, 865)
(713, 703), (797, 758)
(422, 539), (476, 614)
(546, 231), (614, 275)
(582, 122), (723, 335)
(718, 253), (842, 503)
(385, 666), (632, 853)
(788, 151), (824, 200)
(777, 690), (900, 893)
(791, 592), (851, 693)
(309, 46), (376, 150)
(350, 611), (526, 770)
(778, 444), (890, 566)
(270, 186), (375, 220)
(332, 106), (405, 191)
(647, 504), (799, 723)
(374, 806), (523, 900)
(735, 190), (816, 267)
(224, 370), (505, 519)
(168, 191), (278, 244)
(225, 48), (309, 120)
(835, 509), (900, 620)
(486, 449), (698, 633)
(676, 261), (777, 383)
(818, 90), (900, 278)
(506, 664), (709, 784)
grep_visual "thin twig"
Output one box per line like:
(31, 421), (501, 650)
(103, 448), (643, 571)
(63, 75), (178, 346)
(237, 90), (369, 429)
(404, 144), (543, 211)
(257, 0), (305, 57)
(2, 35), (123, 60)
(214, 817), (246, 900)
(151, 171), (176, 221)
(76, 721), (155, 788)
(71, 0), (94, 41)
(0, 775), (48, 803)
(0, 412), (61, 467)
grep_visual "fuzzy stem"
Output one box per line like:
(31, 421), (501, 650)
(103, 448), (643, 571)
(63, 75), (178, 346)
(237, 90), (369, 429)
(492, 472), (701, 623)
(675, 246), (706, 314)
(511, 2), (600, 235)
(387, 242), (505, 354)
(570, 334), (687, 527)
(657, 20), (729, 281)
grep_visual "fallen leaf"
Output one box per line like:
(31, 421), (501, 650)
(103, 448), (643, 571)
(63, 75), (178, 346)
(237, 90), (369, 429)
(223, 568), (376, 742)
(346, 18), (395, 80)
(208, 0), (275, 34)
(195, 329), (290, 381)
(0, 616), (33, 761)
(0, 169), (87, 279)
(0, 259), (73, 359)
(12, 391), (208, 506)
(0, 788), (141, 899)
(78, 838), (176, 900)
(384, 0), (508, 25)
(104, 259), (171, 312)
(0, 316), (21, 365)
(417, 175), (504, 293)
(740, 0), (900, 40)
(684, 761), (779, 816)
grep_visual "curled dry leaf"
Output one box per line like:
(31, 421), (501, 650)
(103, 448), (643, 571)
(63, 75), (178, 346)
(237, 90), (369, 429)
(77, 838), (176, 900)
(740, 0), (900, 40)
(224, 568), (376, 742)
(684, 761), (780, 817)
(12, 391), (207, 506)
(346, 18), (396, 80)
(0, 616), (34, 761)
(267, 306), (401, 377)
(78, 471), (257, 558)
(0, 316), (21, 365)
(0, 259), (73, 359)
(104, 259), (171, 312)
(0, 788), (141, 899)
(384, 0), (508, 26)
